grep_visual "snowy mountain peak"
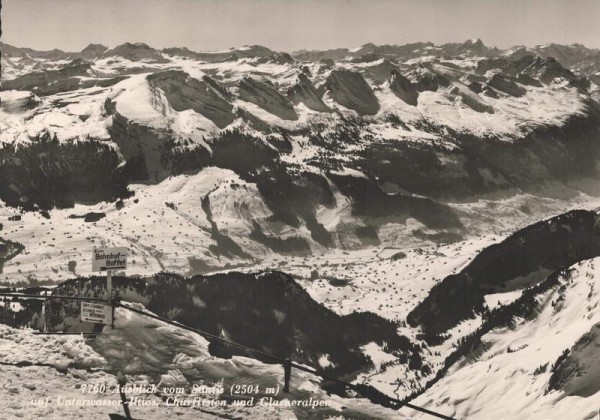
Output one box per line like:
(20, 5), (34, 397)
(80, 43), (108, 56)
(465, 37), (484, 45)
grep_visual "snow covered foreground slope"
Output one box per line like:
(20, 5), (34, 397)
(0, 304), (403, 419)
(406, 258), (600, 420)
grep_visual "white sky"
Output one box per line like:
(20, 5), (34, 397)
(3, 0), (600, 52)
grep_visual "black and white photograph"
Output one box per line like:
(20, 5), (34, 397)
(1, 0), (600, 418)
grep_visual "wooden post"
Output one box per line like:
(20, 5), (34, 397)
(283, 358), (292, 393)
(41, 301), (47, 333)
(111, 297), (116, 329)
(117, 373), (133, 420)
(107, 269), (113, 328)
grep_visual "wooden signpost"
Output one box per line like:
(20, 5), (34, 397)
(89, 247), (128, 327)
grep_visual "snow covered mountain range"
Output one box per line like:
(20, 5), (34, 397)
(1, 39), (600, 419)
(1, 39), (600, 275)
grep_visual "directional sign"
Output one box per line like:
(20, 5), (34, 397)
(92, 247), (128, 272)
(81, 302), (111, 324)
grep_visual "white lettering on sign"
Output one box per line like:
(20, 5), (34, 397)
(81, 302), (111, 324)
(92, 247), (128, 272)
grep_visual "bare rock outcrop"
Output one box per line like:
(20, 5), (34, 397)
(488, 72), (526, 97)
(147, 71), (234, 128)
(325, 69), (380, 115)
(287, 73), (330, 112)
(389, 70), (418, 106)
(238, 76), (298, 120)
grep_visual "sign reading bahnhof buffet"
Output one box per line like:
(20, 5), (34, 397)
(92, 247), (128, 271)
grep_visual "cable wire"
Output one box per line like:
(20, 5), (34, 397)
(116, 301), (456, 420)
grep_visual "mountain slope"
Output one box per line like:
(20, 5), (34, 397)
(408, 257), (600, 420)
(408, 210), (600, 338)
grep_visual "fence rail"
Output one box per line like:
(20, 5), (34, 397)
(0, 292), (107, 303)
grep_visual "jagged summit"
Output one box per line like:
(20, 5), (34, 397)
(81, 43), (108, 52)
(287, 72), (330, 112)
(464, 37), (485, 46)
(102, 42), (169, 62)
(79, 43), (108, 59)
(237, 44), (275, 54)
